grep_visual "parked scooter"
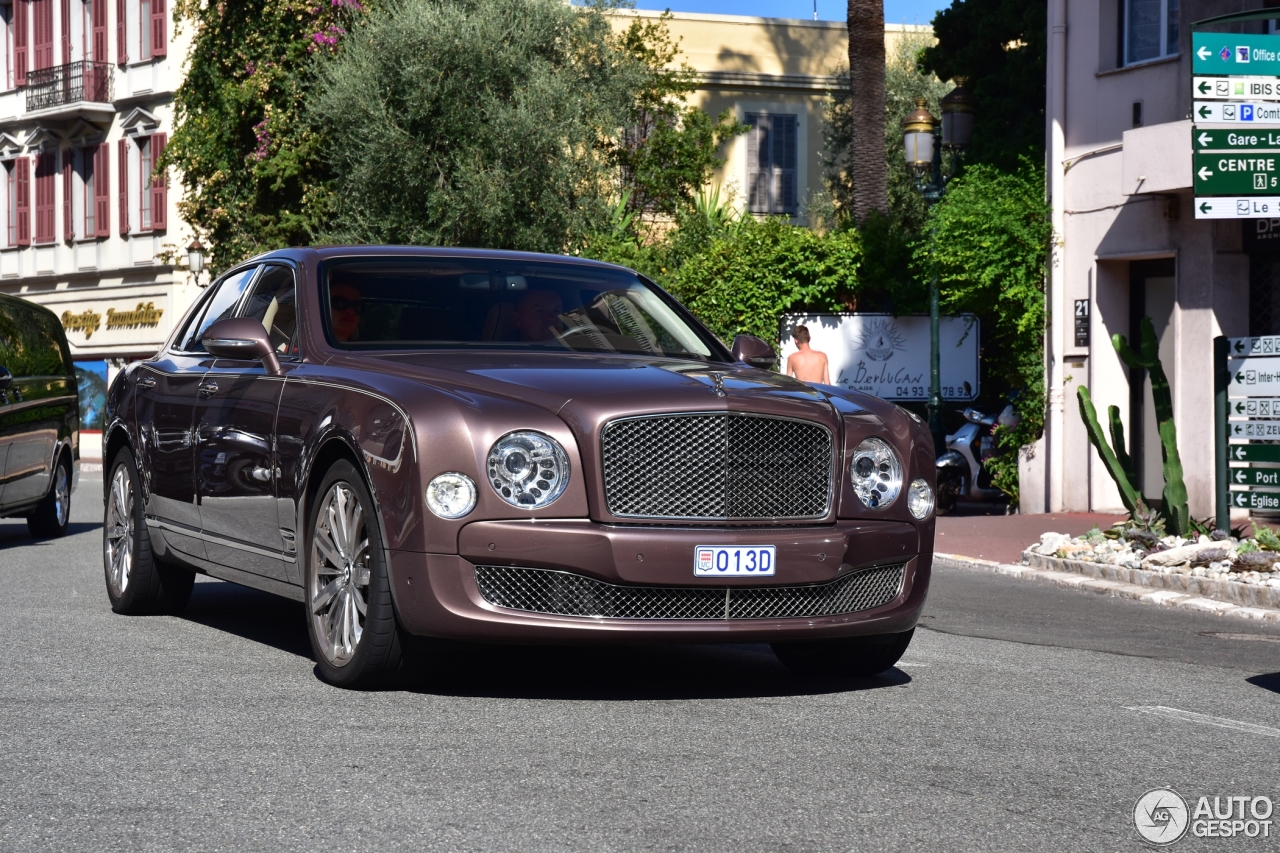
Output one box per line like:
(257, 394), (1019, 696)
(936, 404), (1019, 514)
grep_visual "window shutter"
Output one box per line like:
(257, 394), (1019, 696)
(774, 115), (797, 214)
(117, 138), (128, 235)
(745, 113), (765, 214)
(92, 0), (107, 61)
(62, 148), (72, 240)
(60, 0), (70, 64)
(94, 142), (109, 237)
(115, 0), (126, 64)
(149, 132), (166, 230)
(14, 0), (28, 86)
(34, 151), (55, 243)
(149, 0), (165, 57)
(32, 0), (52, 71)
(15, 156), (30, 246)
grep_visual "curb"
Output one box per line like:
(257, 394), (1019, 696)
(933, 553), (1280, 622)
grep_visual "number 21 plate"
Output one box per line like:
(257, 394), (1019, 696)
(694, 545), (776, 577)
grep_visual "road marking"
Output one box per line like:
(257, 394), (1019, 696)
(895, 661), (928, 667)
(1127, 705), (1280, 738)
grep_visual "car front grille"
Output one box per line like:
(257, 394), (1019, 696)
(473, 564), (905, 621)
(601, 413), (834, 520)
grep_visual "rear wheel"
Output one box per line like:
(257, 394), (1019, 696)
(103, 448), (195, 615)
(305, 461), (407, 688)
(772, 629), (914, 678)
(27, 454), (71, 538)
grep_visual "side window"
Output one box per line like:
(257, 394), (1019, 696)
(5, 304), (67, 377)
(237, 264), (298, 354)
(178, 266), (259, 352)
(31, 307), (74, 376)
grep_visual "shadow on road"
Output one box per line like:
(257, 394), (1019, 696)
(177, 578), (911, 700)
(1247, 672), (1280, 695)
(0, 520), (99, 550)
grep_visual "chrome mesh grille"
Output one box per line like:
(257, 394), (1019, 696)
(601, 413), (834, 520)
(474, 564), (905, 620)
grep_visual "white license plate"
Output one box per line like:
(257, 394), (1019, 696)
(694, 545), (776, 577)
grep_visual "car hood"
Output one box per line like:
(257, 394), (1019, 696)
(370, 351), (867, 426)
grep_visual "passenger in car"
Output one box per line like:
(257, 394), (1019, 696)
(330, 282), (364, 342)
(511, 288), (564, 342)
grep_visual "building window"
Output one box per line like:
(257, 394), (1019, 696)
(1125, 0), (1178, 65)
(745, 113), (797, 216)
(82, 146), (94, 235)
(34, 150), (56, 244)
(1, 5), (12, 91)
(4, 161), (14, 246)
(138, 0), (148, 58)
(138, 135), (150, 229)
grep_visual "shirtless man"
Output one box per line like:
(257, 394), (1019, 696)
(784, 325), (830, 384)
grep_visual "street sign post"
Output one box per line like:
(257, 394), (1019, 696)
(1195, 197), (1280, 218)
(1193, 127), (1280, 150)
(1193, 152), (1280, 194)
(1231, 467), (1280, 487)
(1230, 398), (1280, 418)
(1230, 443), (1280, 463)
(1231, 490), (1280, 510)
(1228, 356), (1280, 395)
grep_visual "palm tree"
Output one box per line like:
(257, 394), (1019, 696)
(847, 0), (887, 222)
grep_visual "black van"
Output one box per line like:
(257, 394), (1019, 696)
(0, 293), (79, 537)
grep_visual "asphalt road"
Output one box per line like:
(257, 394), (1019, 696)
(2, 476), (1277, 851)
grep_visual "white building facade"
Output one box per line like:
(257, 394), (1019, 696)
(1037, 0), (1271, 518)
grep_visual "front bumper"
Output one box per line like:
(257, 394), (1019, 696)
(387, 519), (931, 642)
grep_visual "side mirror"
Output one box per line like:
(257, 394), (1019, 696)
(731, 334), (777, 370)
(201, 318), (282, 376)
(0, 366), (11, 390)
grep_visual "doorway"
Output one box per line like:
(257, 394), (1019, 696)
(1128, 258), (1176, 505)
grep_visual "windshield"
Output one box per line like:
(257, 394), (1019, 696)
(321, 257), (722, 360)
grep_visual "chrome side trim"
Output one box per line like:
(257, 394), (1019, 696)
(146, 516), (296, 564)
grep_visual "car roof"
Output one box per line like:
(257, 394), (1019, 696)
(244, 245), (640, 275)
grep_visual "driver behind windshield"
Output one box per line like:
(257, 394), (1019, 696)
(511, 288), (564, 342)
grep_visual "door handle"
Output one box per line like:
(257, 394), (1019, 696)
(198, 381), (219, 397)
(137, 374), (157, 389)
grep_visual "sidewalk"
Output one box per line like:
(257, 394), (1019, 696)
(935, 511), (1124, 564)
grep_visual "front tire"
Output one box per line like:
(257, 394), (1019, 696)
(103, 448), (195, 615)
(305, 461), (406, 688)
(27, 453), (71, 538)
(772, 629), (915, 678)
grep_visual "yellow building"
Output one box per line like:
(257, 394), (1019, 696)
(613, 10), (931, 223)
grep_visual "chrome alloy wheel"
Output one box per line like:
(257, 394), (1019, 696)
(309, 482), (372, 666)
(53, 463), (70, 527)
(105, 465), (134, 596)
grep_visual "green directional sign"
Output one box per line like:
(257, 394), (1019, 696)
(1195, 152), (1280, 195)
(1232, 489), (1280, 510)
(1229, 444), (1280, 463)
(1194, 32), (1280, 76)
(1194, 127), (1280, 151)
(1230, 467), (1280, 488)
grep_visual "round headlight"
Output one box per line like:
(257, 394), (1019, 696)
(426, 472), (477, 519)
(487, 430), (570, 509)
(851, 437), (902, 509)
(907, 478), (934, 520)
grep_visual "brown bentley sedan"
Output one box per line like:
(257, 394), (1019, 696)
(103, 247), (935, 687)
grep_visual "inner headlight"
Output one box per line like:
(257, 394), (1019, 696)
(487, 430), (570, 508)
(907, 478), (934, 520)
(426, 472), (477, 519)
(851, 437), (902, 509)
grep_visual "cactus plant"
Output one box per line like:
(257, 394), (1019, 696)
(1113, 317), (1190, 536)
(1076, 316), (1190, 536)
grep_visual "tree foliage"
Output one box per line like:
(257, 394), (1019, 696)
(919, 159), (1051, 497)
(846, 0), (887, 221)
(920, 0), (1046, 169)
(166, 0), (368, 270)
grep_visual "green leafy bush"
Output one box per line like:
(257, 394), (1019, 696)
(665, 217), (861, 345)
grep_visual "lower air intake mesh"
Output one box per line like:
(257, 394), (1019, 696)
(473, 564), (905, 620)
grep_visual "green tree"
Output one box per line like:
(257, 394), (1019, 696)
(610, 12), (745, 226)
(166, 0), (368, 270)
(920, 0), (1046, 169)
(846, 0), (887, 221)
(918, 160), (1051, 497)
(312, 0), (646, 252)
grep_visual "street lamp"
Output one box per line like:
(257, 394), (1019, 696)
(902, 81), (975, 455)
(186, 239), (206, 287)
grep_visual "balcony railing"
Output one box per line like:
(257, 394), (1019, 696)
(25, 61), (113, 113)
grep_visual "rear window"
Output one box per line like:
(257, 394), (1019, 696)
(0, 298), (73, 378)
(320, 257), (722, 360)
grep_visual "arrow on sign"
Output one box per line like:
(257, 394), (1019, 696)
(1236, 339), (1247, 354)
(1236, 469), (1248, 483)
(1199, 104), (1213, 119)
(1235, 446), (1248, 460)
(1235, 492), (1249, 507)
(1237, 401), (1247, 413)
(1199, 132), (1214, 147)
(1201, 201), (1213, 214)
(1199, 166), (1214, 181)
(1199, 45), (1212, 60)
(1198, 80), (1212, 95)
(1238, 372), (1248, 383)
(1235, 423), (1245, 435)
